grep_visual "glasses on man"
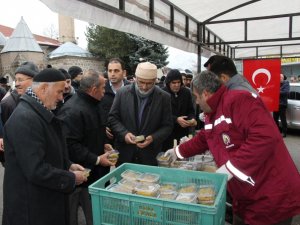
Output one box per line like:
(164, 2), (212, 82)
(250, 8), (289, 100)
(14, 78), (32, 83)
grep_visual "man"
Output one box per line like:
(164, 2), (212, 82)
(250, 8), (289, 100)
(180, 70), (188, 87)
(0, 61), (39, 165)
(0, 77), (9, 92)
(273, 73), (290, 137)
(53, 68), (75, 113)
(108, 62), (173, 165)
(0, 77), (7, 100)
(166, 71), (300, 225)
(58, 69), (114, 225)
(162, 69), (196, 150)
(185, 69), (193, 88)
(204, 55), (257, 94)
(60, 68), (76, 102)
(101, 58), (130, 127)
(68, 65), (83, 91)
(3, 68), (87, 225)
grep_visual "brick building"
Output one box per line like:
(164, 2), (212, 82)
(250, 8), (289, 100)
(0, 17), (103, 87)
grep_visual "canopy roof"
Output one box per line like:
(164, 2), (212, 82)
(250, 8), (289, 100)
(1, 17), (43, 53)
(40, 0), (300, 59)
(48, 41), (92, 58)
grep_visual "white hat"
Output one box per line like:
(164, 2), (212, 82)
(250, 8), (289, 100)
(135, 62), (157, 79)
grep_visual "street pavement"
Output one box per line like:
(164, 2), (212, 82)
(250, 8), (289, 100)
(0, 129), (299, 224)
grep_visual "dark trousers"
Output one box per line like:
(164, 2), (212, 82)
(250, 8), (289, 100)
(233, 215), (293, 225)
(273, 105), (288, 135)
(68, 187), (93, 225)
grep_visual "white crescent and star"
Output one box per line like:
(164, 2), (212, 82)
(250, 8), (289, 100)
(251, 68), (271, 93)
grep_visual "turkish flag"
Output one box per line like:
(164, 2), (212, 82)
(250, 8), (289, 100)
(243, 59), (281, 111)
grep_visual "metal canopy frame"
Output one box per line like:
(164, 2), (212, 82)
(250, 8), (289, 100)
(40, 0), (300, 71)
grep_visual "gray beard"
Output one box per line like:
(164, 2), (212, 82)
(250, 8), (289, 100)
(135, 83), (155, 98)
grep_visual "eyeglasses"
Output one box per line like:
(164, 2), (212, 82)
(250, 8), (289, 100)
(15, 78), (32, 83)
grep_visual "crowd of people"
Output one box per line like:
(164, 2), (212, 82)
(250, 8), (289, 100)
(0, 55), (299, 225)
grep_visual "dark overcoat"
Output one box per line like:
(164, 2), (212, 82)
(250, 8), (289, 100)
(108, 84), (173, 165)
(3, 94), (75, 225)
(58, 91), (109, 186)
(162, 86), (195, 150)
(100, 79), (130, 124)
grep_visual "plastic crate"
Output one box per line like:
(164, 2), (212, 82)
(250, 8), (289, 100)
(89, 163), (227, 225)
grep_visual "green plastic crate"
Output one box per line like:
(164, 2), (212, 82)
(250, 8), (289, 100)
(89, 163), (227, 225)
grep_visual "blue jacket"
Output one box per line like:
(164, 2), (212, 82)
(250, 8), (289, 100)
(279, 80), (290, 106)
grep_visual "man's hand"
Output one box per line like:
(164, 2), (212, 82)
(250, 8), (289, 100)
(73, 171), (88, 185)
(104, 144), (113, 152)
(188, 118), (197, 127)
(97, 152), (115, 167)
(106, 127), (114, 139)
(69, 164), (87, 185)
(136, 135), (153, 149)
(0, 138), (4, 152)
(164, 148), (177, 162)
(177, 116), (191, 128)
(125, 132), (136, 144)
(69, 163), (85, 172)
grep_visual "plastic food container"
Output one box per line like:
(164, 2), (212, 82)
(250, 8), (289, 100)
(178, 183), (197, 194)
(190, 154), (217, 172)
(178, 162), (197, 170)
(121, 169), (142, 181)
(106, 183), (132, 194)
(156, 152), (171, 167)
(175, 193), (197, 203)
(197, 185), (216, 205)
(158, 191), (178, 200)
(137, 172), (160, 183)
(84, 168), (91, 178)
(159, 182), (178, 192)
(118, 178), (137, 191)
(133, 183), (160, 197)
(135, 135), (145, 143)
(108, 150), (119, 164)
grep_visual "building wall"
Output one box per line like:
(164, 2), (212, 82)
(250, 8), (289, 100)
(0, 51), (45, 81)
(48, 56), (104, 72)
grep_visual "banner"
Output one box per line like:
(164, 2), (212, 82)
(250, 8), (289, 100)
(243, 59), (281, 112)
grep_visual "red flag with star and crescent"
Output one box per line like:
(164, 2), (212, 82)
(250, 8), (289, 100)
(243, 59), (281, 112)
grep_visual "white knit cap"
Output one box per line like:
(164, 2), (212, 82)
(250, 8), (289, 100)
(135, 62), (157, 79)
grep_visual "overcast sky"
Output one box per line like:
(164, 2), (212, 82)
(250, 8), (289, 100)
(0, 0), (201, 70)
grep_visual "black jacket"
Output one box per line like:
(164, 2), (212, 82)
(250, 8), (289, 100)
(0, 89), (20, 124)
(0, 90), (21, 162)
(279, 80), (290, 106)
(162, 86), (195, 150)
(100, 79), (130, 125)
(3, 94), (75, 225)
(108, 84), (173, 165)
(58, 91), (109, 186)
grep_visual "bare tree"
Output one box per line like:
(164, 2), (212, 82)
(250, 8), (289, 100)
(43, 24), (58, 39)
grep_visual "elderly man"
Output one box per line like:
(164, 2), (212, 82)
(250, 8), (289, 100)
(166, 71), (300, 225)
(3, 68), (87, 225)
(108, 62), (173, 165)
(58, 69), (114, 225)
(0, 61), (39, 165)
